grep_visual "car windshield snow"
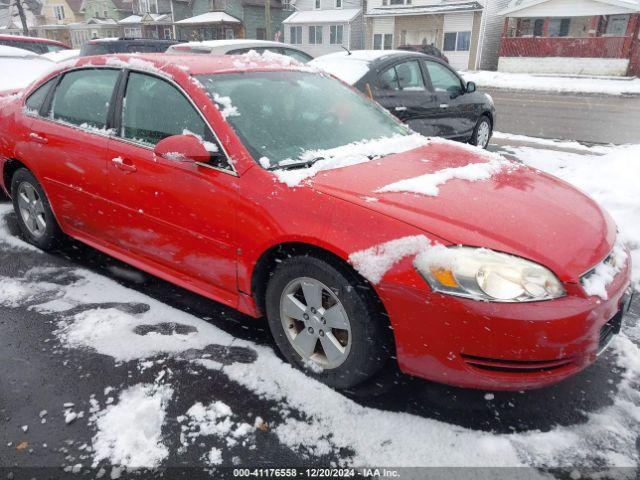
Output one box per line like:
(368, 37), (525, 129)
(196, 71), (409, 169)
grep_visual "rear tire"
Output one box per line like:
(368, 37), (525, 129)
(265, 255), (391, 389)
(11, 168), (62, 251)
(470, 115), (492, 149)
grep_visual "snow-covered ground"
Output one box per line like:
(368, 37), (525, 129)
(462, 70), (640, 96)
(0, 133), (639, 473)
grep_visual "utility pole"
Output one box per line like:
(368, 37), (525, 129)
(14, 0), (30, 36)
(264, 0), (271, 40)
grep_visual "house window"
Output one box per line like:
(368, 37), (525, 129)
(548, 18), (570, 37)
(443, 31), (471, 51)
(314, 0), (320, 9)
(53, 5), (65, 20)
(164, 27), (172, 39)
(256, 28), (266, 40)
(309, 25), (323, 44)
(225, 28), (235, 39)
(330, 25), (343, 44)
(388, 0), (410, 5)
(290, 25), (302, 44)
(604, 14), (630, 36)
(335, 0), (342, 7)
(373, 33), (393, 50)
(282, 0), (294, 11)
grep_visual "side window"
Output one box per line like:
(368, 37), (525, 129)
(424, 61), (463, 96)
(126, 44), (157, 53)
(281, 48), (312, 63)
(379, 61), (425, 91)
(25, 78), (57, 115)
(122, 73), (202, 144)
(52, 69), (120, 130)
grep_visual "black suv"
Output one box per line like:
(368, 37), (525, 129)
(80, 38), (179, 56)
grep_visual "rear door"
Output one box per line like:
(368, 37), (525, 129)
(25, 68), (121, 237)
(423, 59), (476, 139)
(104, 70), (239, 305)
(373, 58), (440, 137)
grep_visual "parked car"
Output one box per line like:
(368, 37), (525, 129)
(0, 34), (69, 54)
(0, 45), (54, 93)
(311, 50), (495, 148)
(80, 37), (179, 56)
(398, 43), (449, 63)
(0, 54), (632, 391)
(167, 39), (313, 63)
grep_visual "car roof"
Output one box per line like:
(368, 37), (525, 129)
(0, 34), (67, 46)
(89, 37), (177, 44)
(314, 49), (425, 65)
(170, 39), (296, 53)
(67, 52), (305, 77)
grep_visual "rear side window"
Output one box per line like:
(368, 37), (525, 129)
(80, 43), (113, 56)
(25, 78), (57, 115)
(121, 72), (209, 146)
(0, 39), (44, 54)
(52, 69), (120, 130)
(379, 60), (426, 91)
(126, 44), (158, 53)
(281, 48), (312, 63)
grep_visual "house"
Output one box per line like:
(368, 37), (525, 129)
(69, 17), (120, 46)
(81, 0), (133, 21)
(117, 0), (184, 39)
(38, 0), (84, 45)
(175, 0), (288, 41)
(497, 0), (640, 76)
(282, 0), (364, 56)
(364, 0), (484, 71)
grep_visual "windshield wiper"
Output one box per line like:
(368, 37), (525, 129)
(269, 157), (324, 171)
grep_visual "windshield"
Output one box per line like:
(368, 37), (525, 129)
(196, 71), (409, 169)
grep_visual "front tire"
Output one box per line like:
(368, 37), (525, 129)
(470, 115), (492, 149)
(265, 256), (391, 389)
(11, 168), (62, 251)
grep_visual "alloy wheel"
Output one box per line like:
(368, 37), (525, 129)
(17, 182), (47, 238)
(477, 120), (491, 148)
(279, 277), (352, 370)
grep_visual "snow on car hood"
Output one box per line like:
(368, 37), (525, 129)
(309, 140), (616, 282)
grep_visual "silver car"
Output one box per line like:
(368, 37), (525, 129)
(166, 39), (313, 63)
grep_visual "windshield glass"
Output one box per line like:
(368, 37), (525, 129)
(196, 71), (409, 169)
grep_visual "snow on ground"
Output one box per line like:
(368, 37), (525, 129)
(501, 141), (640, 288)
(91, 383), (173, 468)
(462, 70), (640, 96)
(1, 187), (639, 471)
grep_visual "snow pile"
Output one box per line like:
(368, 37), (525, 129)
(582, 239), (629, 300)
(348, 235), (431, 284)
(212, 92), (239, 119)
(232, 49), (306, 71)
(503, 142), (640, 289)
(0, 56), (55, 92)
(377, 157), (514, 197)
(462, 70), (640, 96)
(91, 383), (173, 468)
(273, 133), (430, 187)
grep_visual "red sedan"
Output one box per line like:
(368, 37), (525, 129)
(0, 54), (632, 390)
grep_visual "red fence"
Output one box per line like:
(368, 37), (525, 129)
(499, 36), (627, 58)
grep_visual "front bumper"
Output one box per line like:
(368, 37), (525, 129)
(380, 259), (633, 390)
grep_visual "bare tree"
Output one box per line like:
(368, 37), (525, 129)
(14, 0), (30, 35)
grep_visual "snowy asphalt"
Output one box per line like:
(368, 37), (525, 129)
(0, 141), (639, 477)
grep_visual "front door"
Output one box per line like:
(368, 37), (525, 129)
(374, 58), (440, 137)
(105, 70), (239, 305)
(24, 68), (121, 238)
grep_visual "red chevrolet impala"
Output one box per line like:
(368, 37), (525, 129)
(0, 54), (633, 390)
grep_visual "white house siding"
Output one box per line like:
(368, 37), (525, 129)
(503, 0), (640, 17)
(498, 57), (630, 75)
(443, 12), (474, 70)
(476, 0), (511, 70)
(369, 16), (395, 48)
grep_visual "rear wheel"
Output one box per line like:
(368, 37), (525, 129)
(265, 256), (391, 389)
(11, 168), (62, 250)
(471, 115), (492, 149)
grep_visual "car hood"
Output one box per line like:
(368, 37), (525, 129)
(310, 142), (615, 282)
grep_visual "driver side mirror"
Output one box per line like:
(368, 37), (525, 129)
(466, 81), (477, 94)
(154, 134), (217, 165)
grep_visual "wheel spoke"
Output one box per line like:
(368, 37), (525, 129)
(27, 215), (38, 233)
(323, 304), (349, 330)
(301, 280), (323, 309)
(282, 294), (306, 321)
(293, 329), (317, 358)
(25, 185), (36, 204)
(319, 332), (345, 364)
(18, 191), (30, 211)
(35, 214), (46, 231)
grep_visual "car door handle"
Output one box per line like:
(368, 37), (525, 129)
(111, 157), (137, 173)
(394, 106), (408, 112)
(439, 104), (450, 109)
(29, 132), (48, 144)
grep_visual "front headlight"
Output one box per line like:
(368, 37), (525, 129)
(414, 246), (565, 302)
